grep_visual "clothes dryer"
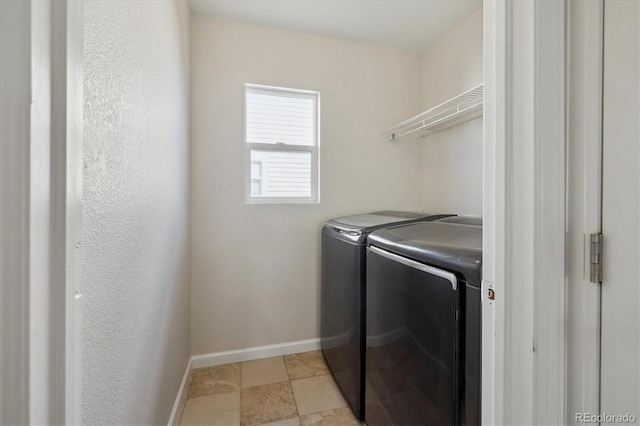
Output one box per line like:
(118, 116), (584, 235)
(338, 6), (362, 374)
(320, 211), (451, 420)
(365, 218), (482, 425)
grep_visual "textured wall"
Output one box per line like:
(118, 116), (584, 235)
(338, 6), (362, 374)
(190, 17), (424, 356)
(420, 7), (483, 216)
(82, 1), (190, 424)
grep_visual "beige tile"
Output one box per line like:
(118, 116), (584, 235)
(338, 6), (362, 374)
(257, 416), (301, 426)
(284, 351), (329, 380)
(241, 357), (290, 388)
(188, 363), (241, 398)
(240, 381), (298, 426)
(180, 391), (240, 426)
(290, 374), (347, 415)
(299, 406), (360, 425)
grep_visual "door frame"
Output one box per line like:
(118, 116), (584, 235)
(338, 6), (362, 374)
(0, 1), (84, 423)
(52, 1), (85, 423)
(599, 0), (640, 419)
(565, 0), (603, 423)
(483, 0), (567, 424)
(1, 1), (32, 422)
(2, 0), (574, 424)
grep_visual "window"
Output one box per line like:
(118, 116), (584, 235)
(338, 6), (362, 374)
(245, 84), (319, 203)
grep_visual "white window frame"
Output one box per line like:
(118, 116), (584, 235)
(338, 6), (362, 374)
(244, 84), (320, 204)
(250, 160), (263, 197)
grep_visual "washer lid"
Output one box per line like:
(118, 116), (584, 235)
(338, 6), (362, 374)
(368, 221), (482, 288)
(436, 215), (482, 227)
(325, 211), (448, 234)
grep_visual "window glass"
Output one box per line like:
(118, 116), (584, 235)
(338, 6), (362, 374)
(245, 84), (319, 203)
(250, 150), (311, 198)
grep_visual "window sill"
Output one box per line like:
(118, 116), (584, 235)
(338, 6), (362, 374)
(244, 197), (320, 205)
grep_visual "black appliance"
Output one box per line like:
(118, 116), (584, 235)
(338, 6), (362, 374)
(365, 217), (482, 425)
(320, 211), (451, 420)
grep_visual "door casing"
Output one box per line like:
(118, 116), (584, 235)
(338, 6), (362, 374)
(483, 1), (567, 424)
(565, 0), (603, 423)
(600, 0), (640, 419)
(0, 1), (83, 424)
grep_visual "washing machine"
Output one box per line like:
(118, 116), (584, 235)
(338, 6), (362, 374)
(320, 211), (452, 420)
(365, 217), (482, 425)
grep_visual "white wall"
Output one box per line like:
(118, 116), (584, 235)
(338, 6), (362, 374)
(82, 1), (190, 424)
(191, 17), (424, 356)
(420, 8), (483, 216)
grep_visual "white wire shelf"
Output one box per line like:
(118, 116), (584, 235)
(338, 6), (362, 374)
(382, 84), (483, 141)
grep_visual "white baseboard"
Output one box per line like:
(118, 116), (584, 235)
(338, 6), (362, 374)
(168, 358), (193, 426)
(168, 338), (321, 423)
(191, 338), (321, 369)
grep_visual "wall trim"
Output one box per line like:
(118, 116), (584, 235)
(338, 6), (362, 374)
(168, 359), (193, 426)
(170, 339), (320, 423)
(191, 338), (321, 369)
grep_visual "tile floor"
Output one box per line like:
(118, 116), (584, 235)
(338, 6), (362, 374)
(179, 351), (364, 426)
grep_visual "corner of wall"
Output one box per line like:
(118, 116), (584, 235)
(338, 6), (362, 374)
(421, 6), (483, 109)
(419, 5), (484, 216)
(168, 358), (193, 426)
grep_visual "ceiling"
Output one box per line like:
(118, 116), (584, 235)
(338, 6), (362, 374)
(189, 0), (482, 52)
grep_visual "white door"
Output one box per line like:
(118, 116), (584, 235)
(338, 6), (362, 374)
(600, 0), (640, 422)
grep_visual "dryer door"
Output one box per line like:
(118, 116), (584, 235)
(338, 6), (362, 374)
(365, 246), (460, 426)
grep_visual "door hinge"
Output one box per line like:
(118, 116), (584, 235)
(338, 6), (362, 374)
(590, 233), (603, 283)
